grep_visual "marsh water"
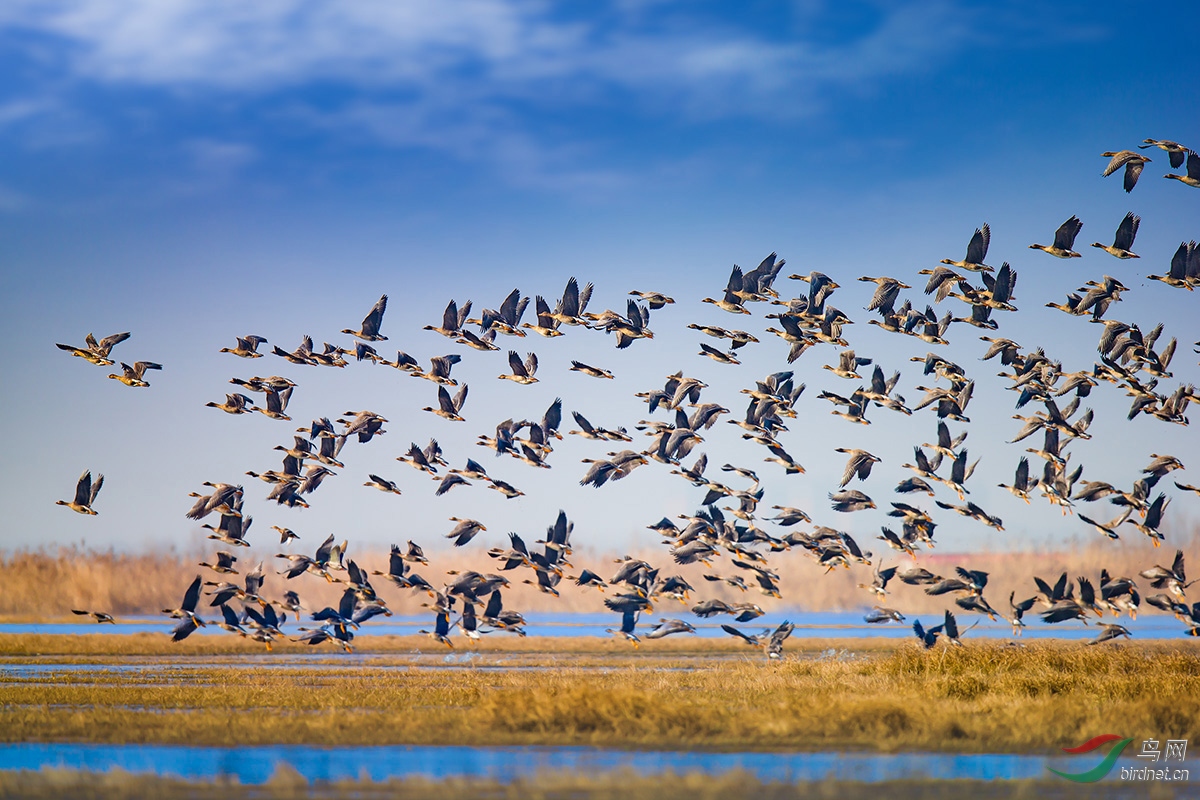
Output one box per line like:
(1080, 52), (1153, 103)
(3, 743), (1187, 784)
(0, 611), (1184, 640)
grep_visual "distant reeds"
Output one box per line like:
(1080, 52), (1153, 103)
(2, 529), (1196, 620)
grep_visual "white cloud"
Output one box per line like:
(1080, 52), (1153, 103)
(0, 1), (988, 187)
(0, 1), (977, 106)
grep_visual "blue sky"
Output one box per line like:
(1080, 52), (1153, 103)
(1, 1), (1197, 557)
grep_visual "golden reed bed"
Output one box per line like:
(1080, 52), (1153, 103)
(2, 528), (1196, 620)
(2, 638), (1198, 753)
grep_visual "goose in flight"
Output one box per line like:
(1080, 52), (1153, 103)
(341, 294), (388, 341)
(823, 349), (872, 379)
(912, 617), (943, 649)
(940, 224), (992, 272)
(199, 550), (239, 574)
(499, 351), (539, 384)
(206, 393), (255, 414)
(219, 335), (268, 358)
(56, 469), (103, 515)
(606, 608), (640, 646)
(865, 607), (905, 624)
(107, 361), (162, 387)
(445, 517), (487, 547)
(829, 490), (875, 513)
(1101, 150), (1151, 192)
(424, 299), (472, 338)
(396, 442), (440, 474)
(1029, 215), (1083, 258)
(569, 360), (614, 379)
(423, 384), (469, 422)
(629, 290), (675, 309)
(644, 618), (696, 639)
(232, 375), (295, 394)
(1140, 549), (1193, 599)
(420, 610), (454, 648)
(414, 354), (461, 386)
(1139, 138), (1191, 168)
(475, 288), (529, 337)
(203, 511), (252, 548)
(273, 525), (298, 544)
(163, 575), (206, 628)
(1088, 624), (1132, 645)
(55, 331), (131, 366)
(701, 266), (751, 314)
(455, 328), (500, 351)
(997, 457), (1033, 503)
(698, 342), (740, 364)
(364, 474), (402, 495)
(71, 609), (115, 623)
(255, 387), (292, 420)
(1122, 493), (1169, 546)
(550, 277), (594, 326)
(836, 448), (882, 487)
(1091, 212), (1140, 259)
(522, 295), (564, 337)
(1163, 150), (1200, 188)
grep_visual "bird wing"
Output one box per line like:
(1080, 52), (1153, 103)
(73, 470), (93, 506)
(966, 224), (990, 264)
(96, 332), (132, 354)
(1114, 212), (1139, 251)
(441, 300), (459, 332)
(181, 575), (202, 613)
(559, 277), (580, 316)
(452, 384), (468, 412)
(507, 350), (526, 376)
(361, 295), (387, 336)
(1053, 216), (1082, 250)
(437, 386), (456, 414)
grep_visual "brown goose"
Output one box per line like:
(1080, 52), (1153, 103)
(107, 361), (162, 387)
(341, 295), (388, 341)
(1029, 215), (1083, 258)
(940, 224), (992, 272)
(55, 331), (131, 366)
(56, 470), (103, 515)
(498, 351), (538, 384)
(219, 335), (268, 358)
(1139, 138), (1191, 168)
(1100, 150), (1151, 192)
(1090, 212), (1140, 258)
(1163, 151), (1200, 187)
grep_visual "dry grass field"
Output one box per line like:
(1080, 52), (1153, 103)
(2, 638), (1198, 753)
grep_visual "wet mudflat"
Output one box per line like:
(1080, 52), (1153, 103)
(2, 636), (1198, 756)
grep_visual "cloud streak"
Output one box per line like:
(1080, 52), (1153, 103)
(0, 2), (988, 190)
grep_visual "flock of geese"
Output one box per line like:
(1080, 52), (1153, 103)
(58, 139), (1200, 657)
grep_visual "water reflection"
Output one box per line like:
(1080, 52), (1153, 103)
(0, 612), (1185, 640)
(2, 743), (1183, 784)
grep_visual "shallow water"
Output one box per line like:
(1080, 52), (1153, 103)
(0, 611), (1185, 640)
(2, 743), (1186, 784)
